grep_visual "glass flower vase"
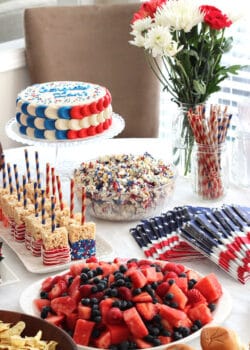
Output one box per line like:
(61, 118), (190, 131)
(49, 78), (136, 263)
(172, 104), (195, 177)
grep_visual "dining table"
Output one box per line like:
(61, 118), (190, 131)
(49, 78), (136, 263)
(0, 137), (250, 349)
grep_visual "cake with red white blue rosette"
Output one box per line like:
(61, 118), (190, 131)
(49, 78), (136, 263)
(15, 81), (113, 140)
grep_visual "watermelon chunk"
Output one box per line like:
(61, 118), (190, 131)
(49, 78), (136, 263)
(136, 302), (157, 320)
(51, 296), (77, 316)
(73, 319), (95, 346)
(194, 273), (223, 302)
(94, 330), (111, 349)
(167, 282), (188, 310)
(123, 307), (149, 338)
(158, 304), (191, 328)
(188, 303), (213, 325)
(107, 324), (130, 344)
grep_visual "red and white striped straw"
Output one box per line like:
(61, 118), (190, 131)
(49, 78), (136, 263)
(35, 151), (41, 188)
(51, 195), (56, 232)
(51, 167), (56, 201)
(46, 163), (50, 197)
(56, 175), (64, 211)
(81, 187), (86, 225)
(70, 178), (74, 218)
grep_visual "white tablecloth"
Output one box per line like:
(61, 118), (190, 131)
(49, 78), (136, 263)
(0, 138), (250, 349)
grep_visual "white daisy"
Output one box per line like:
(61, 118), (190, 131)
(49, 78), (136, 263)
(144, 26), (182, 57)
(129, 17), (153, 48)
(155, 0), (204, 33)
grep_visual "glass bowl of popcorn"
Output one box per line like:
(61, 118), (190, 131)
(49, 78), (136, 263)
(74, 153), (176, 221)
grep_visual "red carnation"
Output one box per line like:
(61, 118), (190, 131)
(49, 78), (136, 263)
(131, 0), (167, 24)
(200, 5), (232, 30)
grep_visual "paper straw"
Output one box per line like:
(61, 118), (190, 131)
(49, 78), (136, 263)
(22, 175), (27, 208)
(7, 163), (13, 194)
(41, 189), (46, 224)
(51, 167), (56, 199)
(1, 154), (6, 189)
(188, 104), (230, 199)
(24, 149), (31, 183)
(35, 151), (41, 189)
(56, 175), (64, 210)
(51, 195), (56, 232)
(46, 163), (50, 197)
(13, 164), (21, 201)
(70, 178), (74, 218)
(34, 182), (39, 217)
(81, 187), (86, 225)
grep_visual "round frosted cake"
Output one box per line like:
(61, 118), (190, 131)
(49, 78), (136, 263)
(15, 81), (113, 140)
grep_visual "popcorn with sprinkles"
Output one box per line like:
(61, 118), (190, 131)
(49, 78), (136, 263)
(74, 153), (176, 221)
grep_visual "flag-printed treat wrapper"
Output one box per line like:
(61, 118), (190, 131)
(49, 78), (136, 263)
(130, 205), (204, 262)
(130, 204), (250, 282)
(180, 204), (250, 284)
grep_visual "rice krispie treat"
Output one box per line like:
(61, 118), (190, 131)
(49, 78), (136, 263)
(41, 226), (71, 265)
(68, 221), (96, 260)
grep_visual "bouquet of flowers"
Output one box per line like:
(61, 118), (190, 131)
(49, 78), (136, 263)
(130, 0), (243, 175)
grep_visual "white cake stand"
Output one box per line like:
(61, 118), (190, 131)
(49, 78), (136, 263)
(5, 113), (125, 178)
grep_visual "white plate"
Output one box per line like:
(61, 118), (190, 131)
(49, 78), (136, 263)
(5, 114), (125, 147)
(0, 223), (113, 274)
(20, 265), (232, 350)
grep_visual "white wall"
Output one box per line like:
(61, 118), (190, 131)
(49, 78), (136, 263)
(0, 65), (30, 149)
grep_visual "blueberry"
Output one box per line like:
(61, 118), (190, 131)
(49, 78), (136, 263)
(40, 306), (51, 319)
(208, 303), (216, 312)
(188, 278), (197, 289)
(40, 291), (48, 299)
(119, 265), (128, 273)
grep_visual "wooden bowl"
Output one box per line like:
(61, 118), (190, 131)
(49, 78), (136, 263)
(0, 309), (77, 350)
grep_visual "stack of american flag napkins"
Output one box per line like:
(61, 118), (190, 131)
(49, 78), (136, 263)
(130, 204), (250, 284)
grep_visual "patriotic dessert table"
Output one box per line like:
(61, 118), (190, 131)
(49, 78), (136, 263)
(0, 138), (249, 349)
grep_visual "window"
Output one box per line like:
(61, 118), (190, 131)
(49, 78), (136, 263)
(157, 2), (250, 138)
(0, 0), (92, 44)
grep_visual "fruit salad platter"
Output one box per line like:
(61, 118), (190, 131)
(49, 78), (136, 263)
(20, 257), (232, 350)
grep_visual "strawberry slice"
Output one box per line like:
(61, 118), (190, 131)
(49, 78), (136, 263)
(41, 276), (54, 292)
(186, 289), (207, 306)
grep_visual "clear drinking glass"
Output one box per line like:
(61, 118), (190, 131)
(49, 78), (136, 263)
(192, 142), (229, 200)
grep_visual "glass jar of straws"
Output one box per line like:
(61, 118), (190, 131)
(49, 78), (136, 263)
(192, 142), (229, 199)
(188, 104), (231, 200)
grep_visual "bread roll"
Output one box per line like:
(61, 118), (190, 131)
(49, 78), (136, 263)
(166, 345), (196, 350)
(200, 326), (245, 350)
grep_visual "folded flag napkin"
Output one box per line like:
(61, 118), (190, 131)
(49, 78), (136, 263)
(130, 204), (250, 284)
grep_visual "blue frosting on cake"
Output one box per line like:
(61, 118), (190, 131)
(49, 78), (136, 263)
(56, 130), (68, 139)
(58, 106), (71, 119)
(19, 125), (27, 135)
(26, 115), (36, 128)
(36, 105), (47, 118)
(21, 102), (29, 114)
(44, 118), (56, 130)
(34, 129), (45, 139)
(16, 112), (21, 124)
